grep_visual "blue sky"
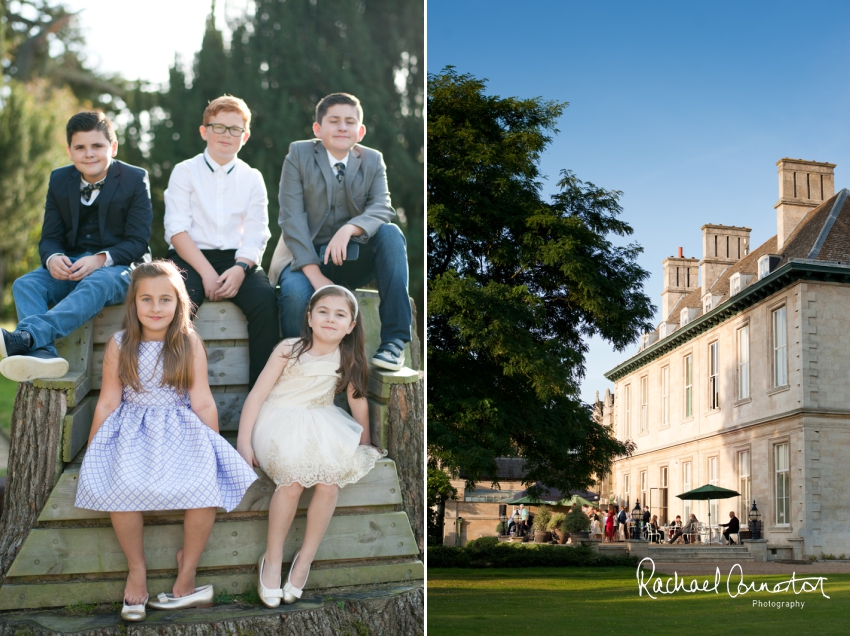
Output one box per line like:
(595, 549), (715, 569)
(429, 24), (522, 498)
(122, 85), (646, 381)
(428, 0), (850, 404)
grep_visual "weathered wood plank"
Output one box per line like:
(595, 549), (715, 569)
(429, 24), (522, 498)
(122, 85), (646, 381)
(210, 390), (248, 430)
(368, 367), (420, 400)
(61, 395), (95, 463)
(38, 458), (403, 522)
(93, 302), (251, 343)
(9, 511), (418, 577)
(92, 345), (251, 389)
(368, 398), (389, 448)
(0, 560), (423, 610)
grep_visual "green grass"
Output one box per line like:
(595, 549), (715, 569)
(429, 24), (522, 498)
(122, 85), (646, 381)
(0, 374), (16, 438)
(428, 567), (850, 635)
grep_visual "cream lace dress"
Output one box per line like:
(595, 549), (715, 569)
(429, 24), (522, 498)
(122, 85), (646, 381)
(251, 345), (384, 489)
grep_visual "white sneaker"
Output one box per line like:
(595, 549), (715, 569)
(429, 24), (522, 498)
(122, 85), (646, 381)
(0, 351), (68, 382)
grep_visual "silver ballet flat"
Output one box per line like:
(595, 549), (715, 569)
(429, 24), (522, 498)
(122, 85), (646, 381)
(283, 551), (310, 604)
(146, 584), (214, 610)
(257, 554), (283, 608)
(121, 595), (148, 621)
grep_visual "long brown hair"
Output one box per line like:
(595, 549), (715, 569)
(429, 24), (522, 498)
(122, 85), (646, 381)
(288, 287), (369, 398)
(118, 260), (195, 392)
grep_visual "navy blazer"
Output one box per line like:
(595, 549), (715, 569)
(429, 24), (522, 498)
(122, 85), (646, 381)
(39, 160), (153, 267)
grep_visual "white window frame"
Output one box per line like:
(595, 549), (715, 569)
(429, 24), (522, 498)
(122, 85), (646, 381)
(758, 255), (770, 280)
(640, 470), (647, 510)
(640, 376), (648, 434)
(730, 273), (741, 296)
(684, 354), (693, 419)
(772, 306), (788, 388)
(737, 325), (750, 401)
(738, 449), (751, 527)
(661, 365), (670, 428)
(709, 341), (719, 410)
(624, 384), (631, 438)
(660, 466), (668, 488)
(682, 461), (692, 518)
(624, 473), (631, 507)
(774, 442), (790, 526)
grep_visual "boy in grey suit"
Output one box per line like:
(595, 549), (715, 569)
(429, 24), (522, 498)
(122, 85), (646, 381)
(268, 93), (410, 370)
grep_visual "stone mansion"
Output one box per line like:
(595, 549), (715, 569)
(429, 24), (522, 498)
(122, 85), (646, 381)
(600, 158), (850, 558)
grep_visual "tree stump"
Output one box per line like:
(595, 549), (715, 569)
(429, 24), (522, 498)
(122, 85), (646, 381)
(387, 375), (424, 552)
(0, 585), (423, 635)
(0, 383), (64, 584)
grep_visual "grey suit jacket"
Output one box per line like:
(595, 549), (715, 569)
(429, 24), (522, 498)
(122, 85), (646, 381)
(268, 139), (395, 284)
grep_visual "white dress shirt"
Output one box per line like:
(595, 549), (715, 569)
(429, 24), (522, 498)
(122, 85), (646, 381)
(164, 149), (270, 265)
(326, 149), (349, 177)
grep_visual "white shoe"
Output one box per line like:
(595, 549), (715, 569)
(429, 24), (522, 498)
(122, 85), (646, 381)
(283, 551), (310, 604)
(121, 595), (148, 621)
(0, 352), (68, 382)
(146, 585), (214, 610)
(257, 554), (283, 608)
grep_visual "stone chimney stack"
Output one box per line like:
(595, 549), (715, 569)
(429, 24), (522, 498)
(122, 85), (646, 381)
(661, 249), (699, 320)
(700, 225), (751, 296)
(775, 158), (836, 250)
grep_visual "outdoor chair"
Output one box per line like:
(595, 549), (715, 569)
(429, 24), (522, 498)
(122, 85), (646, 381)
(646, 525), (661, 543)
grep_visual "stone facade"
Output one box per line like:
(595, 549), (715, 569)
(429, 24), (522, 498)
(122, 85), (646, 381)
(603, 159), (850, 558)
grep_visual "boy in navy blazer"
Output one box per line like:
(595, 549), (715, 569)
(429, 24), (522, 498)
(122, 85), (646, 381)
(0, 111), (152, 382)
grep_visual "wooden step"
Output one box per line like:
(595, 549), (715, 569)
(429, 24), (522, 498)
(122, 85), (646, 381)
(0, 559), (424, 610)
(10, 511), (417, 578)
(39, 457), (403, 522)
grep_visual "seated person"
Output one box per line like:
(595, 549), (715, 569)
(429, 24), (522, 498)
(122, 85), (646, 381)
(163, 95), (278, 388)
(648, 514), (663, 543)
(668, 513), (699, 544)
(0, 111), (151, 382)
(665, 515), (684, 544)
(720, 511), (740, 544)
(268, 93), (411, 371)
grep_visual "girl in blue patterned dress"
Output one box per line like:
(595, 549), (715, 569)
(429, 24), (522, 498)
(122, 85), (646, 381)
(75, 261), (257, 621)
(236, 285), (384, 608)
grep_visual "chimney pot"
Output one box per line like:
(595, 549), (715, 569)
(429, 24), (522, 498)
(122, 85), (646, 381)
(678, 247), (683, 258)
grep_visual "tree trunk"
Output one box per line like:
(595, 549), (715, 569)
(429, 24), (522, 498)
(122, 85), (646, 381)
(0, 586), (423, 635)
(0, 383), (64, 583)
(387, 375), (424, 552)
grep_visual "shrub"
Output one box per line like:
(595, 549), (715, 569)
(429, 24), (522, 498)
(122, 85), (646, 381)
(427, 542), (638, 569)
(547, 512), (566, 532)
(562, 507), (591, 533)
(495, 521), (506, 535)
(531, 506), (552, 532)
(466, 536), (500, 550)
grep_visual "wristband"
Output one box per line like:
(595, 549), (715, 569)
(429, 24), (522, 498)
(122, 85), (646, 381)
(235, 262), (250, 273)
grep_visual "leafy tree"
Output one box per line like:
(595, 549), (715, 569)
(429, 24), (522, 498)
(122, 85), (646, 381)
(427, 68), (652, 495)
(427, 465), (457, 545)
(0, 79), (76, 311)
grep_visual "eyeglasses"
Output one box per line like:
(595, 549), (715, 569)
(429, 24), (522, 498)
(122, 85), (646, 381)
(205, 123), (246, 137)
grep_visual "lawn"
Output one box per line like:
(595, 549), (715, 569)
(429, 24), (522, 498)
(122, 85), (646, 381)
(0, 374), (16, 439)
(428, 567), (850, 635)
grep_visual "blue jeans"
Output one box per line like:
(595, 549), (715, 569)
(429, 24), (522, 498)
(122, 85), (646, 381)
(13, 255), (131, 356)
(278, 223), (411, 345)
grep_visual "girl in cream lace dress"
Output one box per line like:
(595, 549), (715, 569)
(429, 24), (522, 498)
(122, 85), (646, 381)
(237, 285), (384, 607)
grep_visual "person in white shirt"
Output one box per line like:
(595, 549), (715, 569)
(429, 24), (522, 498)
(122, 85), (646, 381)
(164, 95), (278, 388)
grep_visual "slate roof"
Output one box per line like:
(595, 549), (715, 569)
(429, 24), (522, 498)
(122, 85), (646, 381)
(657, 189), (850, 330)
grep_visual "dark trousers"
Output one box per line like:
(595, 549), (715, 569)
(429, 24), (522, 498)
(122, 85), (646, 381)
(167, 249), (279, 388)
(723, 529), (736, 544)
(278, 224), (411, 344)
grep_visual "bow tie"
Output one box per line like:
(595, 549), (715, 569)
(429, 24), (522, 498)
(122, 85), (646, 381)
(81, 179), (105, 202)
(334, 162), (346, 182)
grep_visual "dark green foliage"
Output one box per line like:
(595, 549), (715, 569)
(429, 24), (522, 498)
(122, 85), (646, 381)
(427, 68), (652, 493)
(563, 507), (591, 533)
(464, 536), (500, 550)
(427, 542), (638, 569)
(427, 465), (457, 545)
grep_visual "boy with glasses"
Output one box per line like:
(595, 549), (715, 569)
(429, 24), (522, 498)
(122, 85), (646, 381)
(164, 95), (278, 388)
(267, 93), (411, 370)
(0, 111), (152, 382)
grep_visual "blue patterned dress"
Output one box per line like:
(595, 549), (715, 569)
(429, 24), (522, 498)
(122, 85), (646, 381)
(75, 332), (257, 512)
